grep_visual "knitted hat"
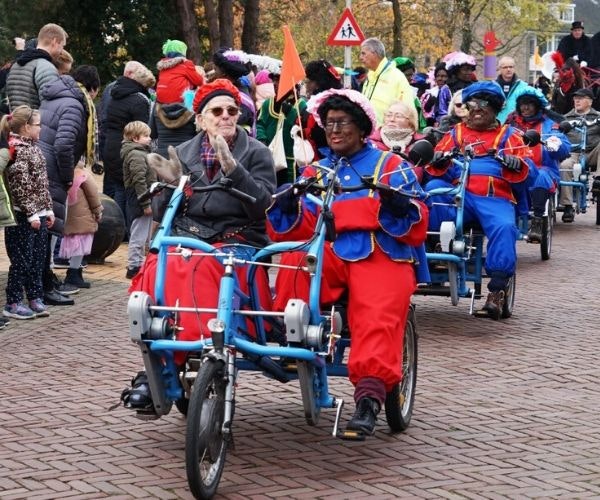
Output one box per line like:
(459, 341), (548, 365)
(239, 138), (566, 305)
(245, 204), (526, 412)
(162, 39), (187, 57)
(213, 49), (251, 79)
(192, 78), (241, 113)
(571, 21), (584, 30)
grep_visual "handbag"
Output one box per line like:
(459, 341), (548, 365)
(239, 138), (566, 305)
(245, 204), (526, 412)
(171, 215), (222, 243)
(268, 113), (288, 173)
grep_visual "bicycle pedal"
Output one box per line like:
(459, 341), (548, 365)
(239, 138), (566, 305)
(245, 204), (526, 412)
(473, 309), (490, 318)
(135, 409), (160, 421)
(337, 429), (367, 441)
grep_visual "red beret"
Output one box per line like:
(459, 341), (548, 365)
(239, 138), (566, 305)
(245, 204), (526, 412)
(192, 78), (241, 114)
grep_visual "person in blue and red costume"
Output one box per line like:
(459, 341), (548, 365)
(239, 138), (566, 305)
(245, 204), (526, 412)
(267, 89), (430, 437)
(425, 81), (533, 320)
(505, 86), (571, 241)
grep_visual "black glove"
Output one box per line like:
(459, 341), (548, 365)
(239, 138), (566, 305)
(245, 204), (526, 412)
(380, 189), (411, 217)
(430, 151), (449, 168)
(502, 154), (522, 172)
(274, 184), (300, 214)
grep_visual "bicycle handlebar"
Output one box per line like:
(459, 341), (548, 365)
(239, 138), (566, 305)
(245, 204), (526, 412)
(138, 176), (257, 204)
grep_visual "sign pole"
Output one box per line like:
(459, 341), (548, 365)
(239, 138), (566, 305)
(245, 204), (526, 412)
(326, 3), (365, 89)
(344, 0), (352, 88)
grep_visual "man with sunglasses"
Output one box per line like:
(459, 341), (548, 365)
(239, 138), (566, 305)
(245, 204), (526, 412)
(122, 79), (276, 412)
(425, 81), (533, 320)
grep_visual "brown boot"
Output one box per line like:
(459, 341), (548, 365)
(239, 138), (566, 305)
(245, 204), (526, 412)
(480, 290), (505, 320)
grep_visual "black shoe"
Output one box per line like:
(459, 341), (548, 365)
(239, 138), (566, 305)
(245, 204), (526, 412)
(121, 371), (154, 410)
(346, 397), (381, 436)
(592, 176), (600, 195)
(562, 205), (575, 223)
(126, 266), (140, 279)
(65, 268), (90, 289)
(480, 290), (505, 320)
(43, 289), (75, 306)
(527, 216), (543, 243)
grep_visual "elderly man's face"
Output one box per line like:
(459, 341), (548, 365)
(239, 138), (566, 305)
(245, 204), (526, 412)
(359, 46), (381, 71)
(498, 59), (515, 81)
(573, 96), (592, 113)
(197, 95), (240, 141)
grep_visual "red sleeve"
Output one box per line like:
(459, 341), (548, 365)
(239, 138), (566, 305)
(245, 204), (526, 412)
(183, 60), (204, 87)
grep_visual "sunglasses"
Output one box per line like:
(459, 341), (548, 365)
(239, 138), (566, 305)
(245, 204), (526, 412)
(454, 102), (464, 108)
(205, 105), (239, 117)
(465, 99), (491, 110)
(324, 119), (354, 132)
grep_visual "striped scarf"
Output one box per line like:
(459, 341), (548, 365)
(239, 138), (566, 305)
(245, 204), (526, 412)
(77, 82), (100, 169)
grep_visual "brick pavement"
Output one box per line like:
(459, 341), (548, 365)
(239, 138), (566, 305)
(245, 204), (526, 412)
(1, 209), (600, 499)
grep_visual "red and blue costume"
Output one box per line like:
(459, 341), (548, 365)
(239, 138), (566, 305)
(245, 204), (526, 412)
(425, 122), (532, 290)
(268, 143), (429, 393)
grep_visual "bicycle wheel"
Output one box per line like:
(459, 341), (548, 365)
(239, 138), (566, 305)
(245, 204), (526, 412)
(385, 306), (417, 433)
(185, 359), (228, 500)
(501, 274), (516, 319)
(540, 214), (552, 261)
(297, 360), (320, 426)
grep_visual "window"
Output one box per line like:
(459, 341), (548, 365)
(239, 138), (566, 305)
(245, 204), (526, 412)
(549, 3), (575, 23)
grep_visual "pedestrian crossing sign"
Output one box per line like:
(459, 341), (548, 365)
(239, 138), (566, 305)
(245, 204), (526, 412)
(326, 8), (365, 46)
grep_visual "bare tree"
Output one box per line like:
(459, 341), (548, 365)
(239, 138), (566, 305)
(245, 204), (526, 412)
(219, 0), (234, 47)
(176, 0), (202, 63)
(203, 0), (220, 52)
(241, 0), (260, 54)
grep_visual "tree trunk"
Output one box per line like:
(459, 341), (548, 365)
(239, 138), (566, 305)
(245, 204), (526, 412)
(203, 0), (220, 53)
(218, 0), (234, 48)
(391, 0), (402, 57)
(241, 0), (260, 54)
(176, 0), (202, 64)
(457, 0), (473, 54)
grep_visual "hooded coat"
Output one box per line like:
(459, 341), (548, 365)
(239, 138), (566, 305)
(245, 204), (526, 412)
(155, 56), (203, 104)
(5, 48), (58, 109)
(38, 75), (86, 234)
(148, 102), (196, 158)
(101, 76), (151, 183)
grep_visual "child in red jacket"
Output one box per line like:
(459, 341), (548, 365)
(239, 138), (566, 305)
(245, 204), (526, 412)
(155, 39), (204, 104)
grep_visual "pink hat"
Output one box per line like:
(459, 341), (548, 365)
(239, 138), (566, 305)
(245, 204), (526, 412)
(307, 88), (377, 133)
(254, 69), (272, 85)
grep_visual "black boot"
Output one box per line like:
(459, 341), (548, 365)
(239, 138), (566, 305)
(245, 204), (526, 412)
(346, 397), (381, 436)
(527, 216), (543, 243)
(562, 205), (575, 223)
(65, 268), (90, 289)
(481, 290), (505, 320)
(121, 371), (154, 411)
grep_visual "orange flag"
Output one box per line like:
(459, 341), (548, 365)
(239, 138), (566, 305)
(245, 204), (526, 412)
(277, 25), (306, 101)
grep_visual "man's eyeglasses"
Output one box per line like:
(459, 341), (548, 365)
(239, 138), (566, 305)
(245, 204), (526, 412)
(384, 112), (409, 120)
(324, 119), (354, 131)
(204, 106), (240, 117)
(465, 99), (491, 110)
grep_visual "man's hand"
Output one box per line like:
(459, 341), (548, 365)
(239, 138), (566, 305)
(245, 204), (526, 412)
(143, 206), (152, 216)
(212, 135), (236, 175)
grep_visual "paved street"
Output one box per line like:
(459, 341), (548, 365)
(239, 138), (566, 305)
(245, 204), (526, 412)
(1, 209), (600, 499)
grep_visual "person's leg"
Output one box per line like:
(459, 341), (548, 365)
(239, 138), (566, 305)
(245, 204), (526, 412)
(345, 248), (416, 434)
(559, 154), (577, 222)
(26, 218), (50, 316)
(64, 255), (90, 288)
(470, 195), (519, 319)
(126, 216), (149, 273)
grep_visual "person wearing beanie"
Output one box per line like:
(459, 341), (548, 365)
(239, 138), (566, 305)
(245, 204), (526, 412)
(557, 21), (592, 65)
(425, 81), (534, 320)
(444, 50), (477, 94)
(505, 86), (571, 240)
(155, 38), (204, 105)
(121, 78), (276, 413)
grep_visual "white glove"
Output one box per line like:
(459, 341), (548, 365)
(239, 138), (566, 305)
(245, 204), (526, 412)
(580, 60), (588, 68)
(212, 135), (237, 175)
(546, 136), (562, 153)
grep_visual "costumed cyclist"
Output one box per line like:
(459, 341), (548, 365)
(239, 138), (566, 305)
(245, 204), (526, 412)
(267, 89), (430, 437)
(425, 81), (533, 320)
(505, 86), (571, 241)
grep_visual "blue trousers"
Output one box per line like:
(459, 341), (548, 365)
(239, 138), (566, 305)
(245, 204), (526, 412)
(4, 213), (48, 304)
(427, 182), (518, 290)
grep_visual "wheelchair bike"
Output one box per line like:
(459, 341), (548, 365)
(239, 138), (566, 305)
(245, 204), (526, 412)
(126, 161), (420, 499)
(414, 136), (538, 318)
(557, 117), (600, 224)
